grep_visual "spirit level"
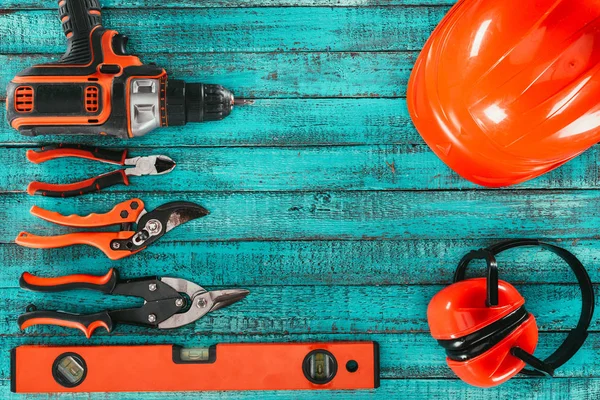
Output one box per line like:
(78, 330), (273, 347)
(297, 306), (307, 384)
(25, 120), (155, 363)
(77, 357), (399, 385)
(12, 342), (380, 393)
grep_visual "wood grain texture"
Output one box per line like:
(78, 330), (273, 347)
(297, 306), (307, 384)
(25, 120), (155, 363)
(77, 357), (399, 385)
(0, 333), (598, 379)
(0, 7), (447, 53)
(0, 52), (417, 100)
(2, 0), (597, 398)
(1, 239), (598, 286)
(0, 99), (420, 146)
(2, 0), (457, 8)
(6, 191), (600, 243)
(3, 145), (600, 191)
(3, 285), (597, 335)
(1, 379), (600, 399)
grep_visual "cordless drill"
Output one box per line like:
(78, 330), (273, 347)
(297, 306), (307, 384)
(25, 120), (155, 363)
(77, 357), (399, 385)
(6, 0), (242, 139)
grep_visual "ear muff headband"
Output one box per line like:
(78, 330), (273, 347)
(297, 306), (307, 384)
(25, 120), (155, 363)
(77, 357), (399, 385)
(453, 239), (595, 377)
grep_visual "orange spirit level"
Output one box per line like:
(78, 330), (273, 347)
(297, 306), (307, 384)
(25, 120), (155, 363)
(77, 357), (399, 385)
(12, 342), (379, 393)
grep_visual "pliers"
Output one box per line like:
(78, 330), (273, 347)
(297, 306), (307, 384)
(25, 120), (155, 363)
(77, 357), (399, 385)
(15, 198), (209, 260)
(26, 144), (176, 197)
(18, 268), (249, 338)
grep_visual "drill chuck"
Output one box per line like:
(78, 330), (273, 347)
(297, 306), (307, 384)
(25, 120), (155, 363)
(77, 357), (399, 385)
(166, 80), (234, 126)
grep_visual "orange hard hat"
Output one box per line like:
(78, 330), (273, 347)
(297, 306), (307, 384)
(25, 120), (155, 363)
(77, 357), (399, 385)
(408, 0), (600, 187)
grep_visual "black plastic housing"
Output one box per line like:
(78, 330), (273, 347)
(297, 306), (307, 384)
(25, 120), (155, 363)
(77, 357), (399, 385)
(166, 80), (234, 126)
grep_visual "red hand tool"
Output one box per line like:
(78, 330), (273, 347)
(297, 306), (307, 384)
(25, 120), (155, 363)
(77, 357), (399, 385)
(15, 199), (209, 260)
(18, 268), (248, 338)
(27, 144), (175, 197)
(12, 342), (380, 393)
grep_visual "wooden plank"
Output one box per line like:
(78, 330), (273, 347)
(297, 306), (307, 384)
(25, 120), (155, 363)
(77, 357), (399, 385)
(3, 3), (596, 398)
(2, 285), (596, 335)
(0, 52), (417, 100)
(0, 7), (447, 53)
(4, 145), (456, 192)
(5, 191), (600, 243)
(0, 333), (597, 379)
(3, 145), (600, 192)
(0, 99), (419, 146)
(4, 378), (600, 399)
(0, 239), (597, 286)
(2, 0), (457, 8)
(2, 378), (599, 399)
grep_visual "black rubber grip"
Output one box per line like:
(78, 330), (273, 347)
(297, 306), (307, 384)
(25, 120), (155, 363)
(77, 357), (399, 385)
(18, 310), (114, 337)
(31, 170), (129, 198)
(58, 0), (103, 64)
(19, 269), (118, 294)
(32, 144), (127, 164)
(89, 146), (128, 164)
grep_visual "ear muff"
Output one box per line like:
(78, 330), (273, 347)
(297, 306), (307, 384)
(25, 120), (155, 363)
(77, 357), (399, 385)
(427, 239), (595, 388)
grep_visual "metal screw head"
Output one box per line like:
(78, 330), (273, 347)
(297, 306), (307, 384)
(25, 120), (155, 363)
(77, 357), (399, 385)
(148, 314), (157, 323)
(146, 219), (162, 234)
(148, 283), (157, 292)
(111, 242), (121, 250)
(175, 298), (184, 307)
(196, 298), (207, 308)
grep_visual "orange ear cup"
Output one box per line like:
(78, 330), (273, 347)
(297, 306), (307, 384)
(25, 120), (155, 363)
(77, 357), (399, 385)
(428, 240), (594, 388)
(427, 278), (538, 387)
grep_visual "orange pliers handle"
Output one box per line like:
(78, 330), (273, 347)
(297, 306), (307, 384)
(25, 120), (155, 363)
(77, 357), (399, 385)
(30, 198), (143, 227)
(26, 145), (127, 165)
(19, 269), (118, 337)
(15, 199), (146, 260)
(27, 145), (130, 198)
(21, 269), (117, 289)
(16, 231), (140, 260)
(27, 170), (130, 197)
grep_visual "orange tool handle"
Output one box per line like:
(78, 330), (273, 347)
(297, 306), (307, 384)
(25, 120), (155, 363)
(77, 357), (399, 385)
(27, 170), (130, 198)
(15, 231), (140, 260)
(28, 199), (144, 227)
(20, 269), (117, 293)
(18, 311), (113, 339)
(12, 342), (380, 393)
(26, 145), (127, 165)
(18, 269), (119, 338)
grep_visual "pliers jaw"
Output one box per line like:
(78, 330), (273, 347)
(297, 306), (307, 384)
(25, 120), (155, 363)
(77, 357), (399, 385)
(26, 145), (176, 197)
(124, 155), (176, 177)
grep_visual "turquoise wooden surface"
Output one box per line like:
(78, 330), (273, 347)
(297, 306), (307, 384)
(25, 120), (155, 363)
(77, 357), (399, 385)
(0, 0), (598, 399)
